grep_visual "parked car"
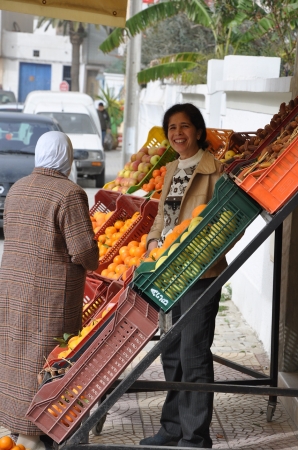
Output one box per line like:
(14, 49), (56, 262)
(0, 112), (76, 228)
(23, 91), (105, 187)
(0, 103), (23, 112)
(0, 90), (17, 104)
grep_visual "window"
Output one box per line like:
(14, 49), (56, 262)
(38, 112), (98, 135)
(0, 119), (57, 152)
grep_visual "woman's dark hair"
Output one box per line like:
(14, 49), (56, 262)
(162, 103), (207, 149)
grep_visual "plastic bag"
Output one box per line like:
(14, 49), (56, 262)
(103, 132), (113, 151)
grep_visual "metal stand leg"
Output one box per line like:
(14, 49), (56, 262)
(92, 395), (107, 436)
(266, 223), (283, 421)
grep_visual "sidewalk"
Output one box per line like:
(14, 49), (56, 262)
(1, 293), (298, 449)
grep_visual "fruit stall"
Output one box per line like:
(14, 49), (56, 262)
(21, 98), (298, 450)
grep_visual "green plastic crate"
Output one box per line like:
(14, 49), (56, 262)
(126, 145), (178, 195)
(132, 175), (261, 311)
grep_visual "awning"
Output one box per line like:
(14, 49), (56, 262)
(0, 0), (128, 27)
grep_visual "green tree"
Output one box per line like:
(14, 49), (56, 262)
(99, 0), (298, 84)
(37, 18), (87, 92)
(97, 87), (124, 144)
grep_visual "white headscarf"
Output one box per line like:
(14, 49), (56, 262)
(35, 131), (73, 176)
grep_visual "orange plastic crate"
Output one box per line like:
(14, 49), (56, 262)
(225, 103), (298, 175)
(95, 199), (159, 273)
(206, 128), (234, 159)
(89, 190), (121, 216)
(82, 277), (110, 326)
(26, 288), (159, 444)
(236, 135), (298, 214)
(93, 194), (147, 242)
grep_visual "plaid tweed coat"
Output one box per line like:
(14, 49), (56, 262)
(0, 167), (99, 435)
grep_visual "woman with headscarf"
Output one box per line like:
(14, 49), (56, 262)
(0, 131), (99, 450)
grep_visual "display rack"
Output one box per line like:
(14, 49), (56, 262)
(43, 189), (298, 450)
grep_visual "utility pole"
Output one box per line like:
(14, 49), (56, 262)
(122, 0), (142, 166)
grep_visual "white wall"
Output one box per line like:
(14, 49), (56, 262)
(0, 29), (89, 98)
(137, 55), (293, 355)
(225, 218), (274, 352)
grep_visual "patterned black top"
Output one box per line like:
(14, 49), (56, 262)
(159, 150), (204, 245)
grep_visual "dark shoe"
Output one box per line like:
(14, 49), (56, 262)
(139, 434), (178, 446)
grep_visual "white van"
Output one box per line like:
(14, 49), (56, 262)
(23, 91), (105, 187)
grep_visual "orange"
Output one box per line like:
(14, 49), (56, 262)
(160, 165), (166, 172)
(119, 250), (130, 262)
(15, 446), (25, 450)
(141, 234), (148, 244)
(105, 211), (115, 220)
(105, 226), (117, 236)
(161, 170), (166, 177)
(192, 204), (207, 218)
(108, 262), (117, 272)
(93, 211), (106, 222)
(113, 254), (123, 265)
(146, 183), (155, 192)
(114, 220), (125, 230)
(152, 169), (161, 178)
(119, 246), (129, 256)
(127, 240), (139, 249)
(99, 246), (108, 258)
(131, 211), (140, 220)
(139, 241), (146, 250)
(128, 246), (138, 256)
(163, 231), (180, 249)
(97, 234), (106, 244)
(115, 264), (127, 275)
(155, 182), (163, 190)
(107, 271), (116, 279)
(134, 246), (146, 258)
(124, 255), (132, 266)
(149, 247), (163, 260)
(93, 226), (102, 235)
(101, 269), (109, 277)
(105, 237), (114, 247)
(0, 436), (15, 450)
(173, 219), (192, 235)
(129, 256), (140, 267)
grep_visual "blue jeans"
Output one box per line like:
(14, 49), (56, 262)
(158, 277), (221, 448)
(101, 130), (106, 147)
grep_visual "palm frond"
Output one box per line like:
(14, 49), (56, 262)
(137, 61), (198, 84)
(185, 0), (213, 28)
(100, 1), (184, 53)
(160, 52), (206, 64)
(237, 17), (274, 43)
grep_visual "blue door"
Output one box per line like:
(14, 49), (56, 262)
(18, 62), (52, 102)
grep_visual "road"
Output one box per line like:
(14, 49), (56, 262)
(0, 148), (123, 263)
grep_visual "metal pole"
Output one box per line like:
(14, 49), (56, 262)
(122, 0), (142, 166)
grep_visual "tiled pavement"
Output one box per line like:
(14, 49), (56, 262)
(2, 293), (298, 449)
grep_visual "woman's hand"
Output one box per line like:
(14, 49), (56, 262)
(147, 239), (158, 253)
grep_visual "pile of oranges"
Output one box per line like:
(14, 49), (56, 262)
(100, 234), (148, 279)
(57, 302), (115, 359)
(142, 166), (167, 192)
(0, 436), (27, 450)
(91, 211), (141, 260)
(90, 210), (115, 235)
